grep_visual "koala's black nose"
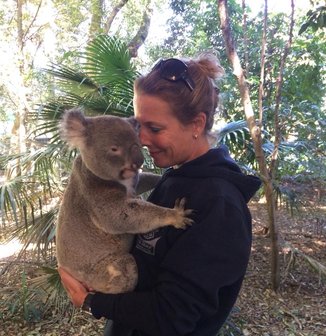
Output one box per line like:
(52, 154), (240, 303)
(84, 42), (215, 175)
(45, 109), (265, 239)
(130, 144), (144, 168)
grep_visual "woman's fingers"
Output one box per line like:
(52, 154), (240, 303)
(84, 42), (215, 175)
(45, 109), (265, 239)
(57, 267), (89, 307)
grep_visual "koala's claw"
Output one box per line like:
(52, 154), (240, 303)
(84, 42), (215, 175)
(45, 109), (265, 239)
(173, 198), (194, 229)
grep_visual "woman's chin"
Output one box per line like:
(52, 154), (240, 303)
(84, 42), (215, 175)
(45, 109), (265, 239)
(153, 159), (170, 169)
(151, 152), (173, 168)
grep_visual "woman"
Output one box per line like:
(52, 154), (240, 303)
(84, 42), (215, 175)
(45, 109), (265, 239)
(59, 53), (261, 336)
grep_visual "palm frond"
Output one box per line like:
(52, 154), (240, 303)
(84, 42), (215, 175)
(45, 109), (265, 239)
(262, 140), (308, 156)
(1, 266), (71, 321)
(215, 120), (249, 145)
(82, 35), (136, 116)
(29, 266), (71, 317)
(7, 207), (58, 257)
(83, 35), (137, 85)
(46, 62), (97, 89)
(30, 94), (84, 122)
(0, 175), (26, 225)
(214, 120), (256, 166)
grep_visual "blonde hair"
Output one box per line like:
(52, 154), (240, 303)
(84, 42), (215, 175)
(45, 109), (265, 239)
(134, 52), (224, 132)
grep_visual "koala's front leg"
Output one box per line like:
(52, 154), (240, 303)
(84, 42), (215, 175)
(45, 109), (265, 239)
(106, 198), (193, 234)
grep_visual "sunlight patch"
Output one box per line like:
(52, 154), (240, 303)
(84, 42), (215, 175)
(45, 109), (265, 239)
(0, 239), (23, 259)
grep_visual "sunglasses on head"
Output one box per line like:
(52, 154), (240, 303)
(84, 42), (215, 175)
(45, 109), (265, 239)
(152, 58), (196, 92)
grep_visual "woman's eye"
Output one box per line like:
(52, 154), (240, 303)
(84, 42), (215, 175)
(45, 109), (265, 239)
(150, 126), (161, 133)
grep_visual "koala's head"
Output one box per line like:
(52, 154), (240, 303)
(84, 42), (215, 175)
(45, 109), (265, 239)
(60, 108), (144, 181)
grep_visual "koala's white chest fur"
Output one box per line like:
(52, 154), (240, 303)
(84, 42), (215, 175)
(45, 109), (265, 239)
(120, 177), (137, 196)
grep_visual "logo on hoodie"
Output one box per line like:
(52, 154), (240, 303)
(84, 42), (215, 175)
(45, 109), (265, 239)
(135, 229), (161, 255)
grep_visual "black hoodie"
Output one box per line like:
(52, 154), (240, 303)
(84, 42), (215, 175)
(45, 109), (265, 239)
(91, 146), (261, 336)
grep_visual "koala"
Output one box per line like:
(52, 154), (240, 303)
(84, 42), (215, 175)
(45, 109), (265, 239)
(56, 108), (192, 294)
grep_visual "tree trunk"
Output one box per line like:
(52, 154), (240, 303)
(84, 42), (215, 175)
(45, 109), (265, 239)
(102, 0), (151, 57)
(10, 0), (29, 176)
(89, 0), (105, 38)
(127, 2), (153, 57)
(217, 0), (280, 291)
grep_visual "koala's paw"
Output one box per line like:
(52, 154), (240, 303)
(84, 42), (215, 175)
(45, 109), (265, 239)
(172, 198), (194, 229)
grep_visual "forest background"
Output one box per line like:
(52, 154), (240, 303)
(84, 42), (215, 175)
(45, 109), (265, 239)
(0, 0), (325, 335)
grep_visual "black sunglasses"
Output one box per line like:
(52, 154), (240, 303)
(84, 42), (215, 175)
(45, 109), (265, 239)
(152, 58), (196, 92)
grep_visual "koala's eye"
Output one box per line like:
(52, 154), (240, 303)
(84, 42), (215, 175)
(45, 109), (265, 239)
(110, 146), (119, 153)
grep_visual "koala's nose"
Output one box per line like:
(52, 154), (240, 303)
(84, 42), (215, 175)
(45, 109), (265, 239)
(130, 144), (144, 168)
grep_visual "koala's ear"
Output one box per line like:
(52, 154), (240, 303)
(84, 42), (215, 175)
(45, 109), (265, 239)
(126, 117), (140, 132)
(60, 108), (88, 149)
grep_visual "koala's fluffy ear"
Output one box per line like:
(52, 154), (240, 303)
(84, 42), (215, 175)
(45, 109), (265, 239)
(126, 117), (140, 133)
(60, 108), (88, 149)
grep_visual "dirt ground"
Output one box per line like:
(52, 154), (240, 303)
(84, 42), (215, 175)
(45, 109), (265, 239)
(235, 202), (326, 336)
(0, 201), (325, 336)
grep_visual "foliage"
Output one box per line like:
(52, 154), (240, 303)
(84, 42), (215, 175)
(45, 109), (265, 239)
(217, 306), (244, 336)
(299, 5), (326, 34)
(4, 271), (44, 322)
(164, 0), (242, 57)
(1, 0), (324, 221)
(1, 265), (72, 323)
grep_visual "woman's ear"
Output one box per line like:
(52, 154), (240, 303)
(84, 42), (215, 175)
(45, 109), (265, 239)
(192, 112), (207, 135)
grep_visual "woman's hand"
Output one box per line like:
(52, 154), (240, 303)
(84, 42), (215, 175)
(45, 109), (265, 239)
(58, 267), (89, 308)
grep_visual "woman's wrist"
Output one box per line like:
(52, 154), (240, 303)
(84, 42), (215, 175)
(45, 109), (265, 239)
(81, 292), (95, 312)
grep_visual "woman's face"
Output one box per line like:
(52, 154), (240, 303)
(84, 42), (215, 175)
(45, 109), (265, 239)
(133, 93), (208, 168)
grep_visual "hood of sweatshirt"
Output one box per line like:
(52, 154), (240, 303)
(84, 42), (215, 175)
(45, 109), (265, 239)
(164, 145), (261, 203)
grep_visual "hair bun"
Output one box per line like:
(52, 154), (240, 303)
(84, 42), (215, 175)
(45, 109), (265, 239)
(195, 52), (225, 80)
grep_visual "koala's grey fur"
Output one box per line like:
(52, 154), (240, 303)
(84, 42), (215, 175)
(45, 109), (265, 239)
(56, 108), (192, 294)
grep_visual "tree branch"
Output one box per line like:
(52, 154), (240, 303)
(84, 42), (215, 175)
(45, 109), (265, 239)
(270, 0), (295, 178)
(242, 0), (249, 75)
(23, 0), (43, 42)
(104, 0), (129, 33)
(258, 0), (268, 127)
